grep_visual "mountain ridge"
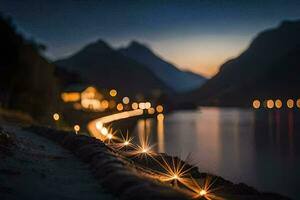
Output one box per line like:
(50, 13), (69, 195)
(187, 19), (300, 106)
(55, 39), (172, 97)
(119, 41), (206, 92)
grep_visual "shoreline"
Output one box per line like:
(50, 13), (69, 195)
(23, 124), (291, 200)
(0, 106), (293, 200)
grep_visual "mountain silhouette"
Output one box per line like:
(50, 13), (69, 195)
(119, 41), (206, 92)
(188, 19), (300, 106)
(55, 40), (171, 97)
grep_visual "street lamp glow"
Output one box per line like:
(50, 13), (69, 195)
(275, 99), (282, 109)
(53, 113), (60, 121)
(266, 99), (274, 109)
(131, 102), (138, 110)
(199, 190), (207, 196)
(156, 105), (164, 113)
(101, 127), (108, 136)
(252, 100), (260, 109)
(117, 103), (124, 111)
(297, 99), (300, 108)
(139, 102), (146, 109)
(107, 133), (113, 139)
(142, 148), (148, 153)
(287, 99), (294, 108)
(122, 97), (130, 104)
(172, 174), (179, 180)
(109, 89), (117, 97)
(74, 125), (80, 134)
(145, 102), (151, 109)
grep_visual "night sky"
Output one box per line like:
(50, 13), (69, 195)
(1, 0), (300, 77)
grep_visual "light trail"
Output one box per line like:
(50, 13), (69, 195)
(87, 109), (144, 141)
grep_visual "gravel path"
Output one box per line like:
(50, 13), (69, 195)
(0, 126), (115, 200)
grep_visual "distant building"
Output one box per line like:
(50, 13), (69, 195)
(61, 85), (104, 111)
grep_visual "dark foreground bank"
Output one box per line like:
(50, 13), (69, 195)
(0, 125), (292, 200)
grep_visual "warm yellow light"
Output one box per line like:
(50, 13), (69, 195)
(122, 97), (130, 104)
(107, 133), (113, 139)
(81, 86), (98, 99)
(199, 190), (207, 196)
(74, 125), (80, 133)
(81, 99), (101, 110)
(157, 113), (164, 121)
(142, 148), (148, 153)
(131, 102), (138, 110)
(252, 100), (260, 109)
(96, 122), (103, 130)
(266, 100), (274, 109)
(61, 92), (80, 102)
(139, 102), (146, 109)
(297, 99), (300, 108)
(145, 102), (151, 109)
(101, 127), (108, 136)
(117, 103), (124, 111)
(275, 99), (282, 109)
(172, 175), (179, 180)
(53, 113), (60, 121)
(287, 99), (294, 108)
(147, 107), (155, 114)
(124, 141), (129, 146)
(101, 100), (109, 109)
(156, 105), (164, 113)
(109, 89), (117, 97)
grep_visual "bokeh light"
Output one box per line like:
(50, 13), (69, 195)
(109, 89), (117, 97)
(122, 97), (130, 104)
(157, 113), (164, 121)
(53, 113), (60, 121)
(266, 100), (274, 109)
(252, 100), (260, 109)
(117, 103), (124, 111)
(156, 105), (164, 113)
(74, 124), (80, 133)
(275, 99), (282, 109)
(287, 99), (294, 108)
(132, 102), (138, 110)
(297, 99), (300, 108)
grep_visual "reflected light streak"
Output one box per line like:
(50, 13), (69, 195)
(157, 112), (165, 153)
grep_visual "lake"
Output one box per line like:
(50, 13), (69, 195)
(133, 107), (300, 199)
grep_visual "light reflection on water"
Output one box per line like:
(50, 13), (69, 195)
(133, 107), (300, 199)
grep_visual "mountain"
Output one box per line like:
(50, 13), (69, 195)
(55, 40), (170, 97)
(187, 20), (300, 107)
(119, 41), (206, 92)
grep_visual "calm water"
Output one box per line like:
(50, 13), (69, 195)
(133, 107), (300, 199)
